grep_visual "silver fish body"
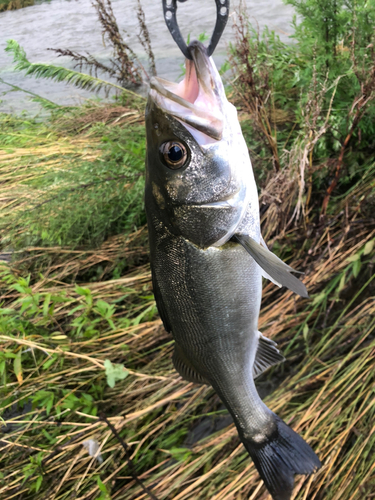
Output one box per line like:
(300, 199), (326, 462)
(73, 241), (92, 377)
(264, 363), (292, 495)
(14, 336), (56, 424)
(145, 41), (320, 500)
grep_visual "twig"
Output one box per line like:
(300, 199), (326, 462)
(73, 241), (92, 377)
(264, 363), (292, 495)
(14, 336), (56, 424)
(320, 82), (375, 217)
(136, 0), (156, 78)
(99, 414), (160, 500)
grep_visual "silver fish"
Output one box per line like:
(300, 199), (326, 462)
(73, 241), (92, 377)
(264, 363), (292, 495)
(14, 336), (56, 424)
(145, 41), (321, 500)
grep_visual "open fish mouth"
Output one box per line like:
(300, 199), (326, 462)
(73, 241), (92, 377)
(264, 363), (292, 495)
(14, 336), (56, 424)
(149, 41), (225, 141)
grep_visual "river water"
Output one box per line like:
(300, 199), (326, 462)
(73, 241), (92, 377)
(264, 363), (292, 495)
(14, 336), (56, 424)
(0, 0), (295, 115)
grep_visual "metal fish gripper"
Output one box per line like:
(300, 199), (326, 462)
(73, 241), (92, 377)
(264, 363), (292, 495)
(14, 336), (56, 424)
(162, 0), (230, 59)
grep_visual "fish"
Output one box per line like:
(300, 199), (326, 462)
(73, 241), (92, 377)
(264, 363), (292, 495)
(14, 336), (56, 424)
(145, 40), (321, 500)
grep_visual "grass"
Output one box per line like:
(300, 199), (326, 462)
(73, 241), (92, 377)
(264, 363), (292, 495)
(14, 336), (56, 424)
(0, 105), (146, 251)
(0, 101), (373, 500)
(0, 0), (33, 12)
(1, 0), (375, 491)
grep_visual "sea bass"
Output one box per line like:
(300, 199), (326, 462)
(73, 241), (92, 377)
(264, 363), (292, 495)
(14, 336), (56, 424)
(145, 41), (321, 500)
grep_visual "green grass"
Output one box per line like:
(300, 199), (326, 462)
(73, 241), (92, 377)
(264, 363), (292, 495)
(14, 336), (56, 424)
(0, 110), (146, 251)
(1, 1), (375, 495)
(0, 102), (374, 500)
(0, 0), (33, 12)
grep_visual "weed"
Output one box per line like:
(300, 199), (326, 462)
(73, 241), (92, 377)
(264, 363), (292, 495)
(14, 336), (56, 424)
(230, 0), (375, 225)
(0, 0), (33, 12)
(0, 2), (374, 499)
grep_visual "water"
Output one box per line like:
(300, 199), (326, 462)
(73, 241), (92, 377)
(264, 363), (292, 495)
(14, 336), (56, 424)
(0, 0), (295, 115)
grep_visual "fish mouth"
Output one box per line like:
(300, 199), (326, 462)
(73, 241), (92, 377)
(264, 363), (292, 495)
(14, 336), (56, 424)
(191, 188), (243, 209)
(149, 41), (225, 141)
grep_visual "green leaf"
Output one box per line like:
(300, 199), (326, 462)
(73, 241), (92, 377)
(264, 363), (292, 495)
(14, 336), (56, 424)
(45, 396), (54, 416)
(4, 352), (17, 359)
(0, 308), (16, 315)
(353, 258), (361, 278)
(42, 293), (51, 317)
(96, 475), (111, 499)
(363, 240), (374, 256)
(5, 39), (137, 99)
(35, 475), (43, 492)
(19, 296), (33, 314)
(104, 359), (129, 388)
(346, 253), (360, 263)
(312, 292), (326, 305)
(198, 31), (209, 43)
(68, 304), (86, 316)
(13, 350), (22, 383)
(95, 300), (115, 318)
(97, 476), (108, 493)
(337, 273), (346, 293)
(168, 447), (192, 462)
(75, 286), (92, 297)
(42, 355), (57, 370)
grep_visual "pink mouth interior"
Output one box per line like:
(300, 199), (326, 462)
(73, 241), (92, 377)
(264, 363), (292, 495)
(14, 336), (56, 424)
(151, 55), (222, 142)
(175, 61), (200, 104)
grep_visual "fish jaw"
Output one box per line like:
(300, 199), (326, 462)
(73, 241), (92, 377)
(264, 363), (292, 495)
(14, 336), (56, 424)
(149, 40), (226, 142)
(146, 41), (258, 249)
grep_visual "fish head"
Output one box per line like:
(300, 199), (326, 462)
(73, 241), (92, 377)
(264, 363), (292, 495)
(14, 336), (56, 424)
(145, 41), (255, 249)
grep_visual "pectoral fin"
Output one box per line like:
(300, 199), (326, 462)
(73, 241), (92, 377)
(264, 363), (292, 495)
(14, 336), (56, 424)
(233, 234), (309, 298)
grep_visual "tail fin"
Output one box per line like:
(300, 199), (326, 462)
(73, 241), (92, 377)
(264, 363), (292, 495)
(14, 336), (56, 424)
(242, 415), (321, 500)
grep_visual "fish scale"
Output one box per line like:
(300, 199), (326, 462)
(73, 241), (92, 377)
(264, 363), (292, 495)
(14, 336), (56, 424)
(145, 39), (320, 500)
(149, 215), (272, 426)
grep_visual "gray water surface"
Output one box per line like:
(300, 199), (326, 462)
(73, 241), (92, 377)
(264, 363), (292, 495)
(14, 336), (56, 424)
(0, 0), (295, 115)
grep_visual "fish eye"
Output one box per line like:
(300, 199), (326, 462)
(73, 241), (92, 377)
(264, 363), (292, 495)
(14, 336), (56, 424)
(160, 141), (188, 169)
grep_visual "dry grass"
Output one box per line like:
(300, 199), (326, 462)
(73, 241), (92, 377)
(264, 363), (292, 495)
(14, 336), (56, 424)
(0, 109), (374, 500)
(1, 210), (373, 500)
(0, 135), (102, 228)
(53, 103), (144, 135)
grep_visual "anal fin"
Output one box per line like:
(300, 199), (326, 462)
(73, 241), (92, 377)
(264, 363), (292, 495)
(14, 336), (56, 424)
(253, 333), (285, 379)
(172, 344), (209, 385)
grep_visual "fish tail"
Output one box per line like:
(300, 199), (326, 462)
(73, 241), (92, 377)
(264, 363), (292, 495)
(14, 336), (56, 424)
(241, 414), (321, 500)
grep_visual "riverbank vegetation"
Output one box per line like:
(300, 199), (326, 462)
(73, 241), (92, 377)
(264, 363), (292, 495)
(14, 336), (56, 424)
(0, 0), (33, 13)
(2, 0), (155, 98)
(0, 0), (374, 499)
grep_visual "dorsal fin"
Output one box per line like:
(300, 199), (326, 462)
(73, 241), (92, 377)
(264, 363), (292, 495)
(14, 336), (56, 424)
(253, 333), (285, 379)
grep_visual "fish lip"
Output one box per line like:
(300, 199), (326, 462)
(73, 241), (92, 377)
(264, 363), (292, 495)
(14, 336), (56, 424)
(150, 77), (198, 114)
(188, 188), (243, 209)
(149, 79), (223, 141)
(149, 42), (224, 141)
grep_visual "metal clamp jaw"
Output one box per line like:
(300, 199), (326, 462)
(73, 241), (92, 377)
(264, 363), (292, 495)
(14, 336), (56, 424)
(162, 0), (230, 59)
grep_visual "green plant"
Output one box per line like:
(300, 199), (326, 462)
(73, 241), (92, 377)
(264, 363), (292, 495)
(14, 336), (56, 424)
(0, 0), (33, 12)
(230, 0), (375, 224)
(5, 40), (135, 99)
(0, 116), (146, 249)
